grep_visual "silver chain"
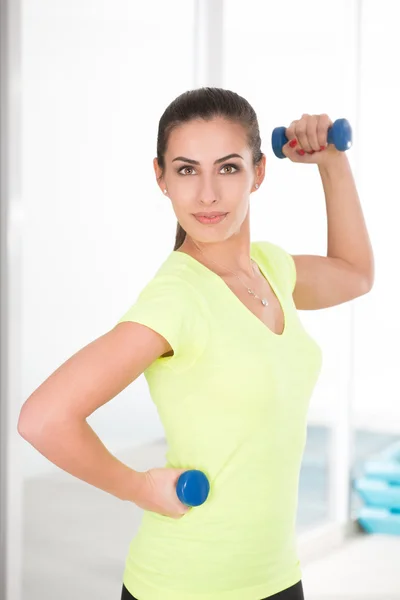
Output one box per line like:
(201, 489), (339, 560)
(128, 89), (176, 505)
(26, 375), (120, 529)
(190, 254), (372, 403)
(187, 236), (269, 308)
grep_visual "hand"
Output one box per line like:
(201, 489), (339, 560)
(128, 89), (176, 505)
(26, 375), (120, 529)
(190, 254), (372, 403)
(282, 113), (342, 165)
(132, 467), (191, 519)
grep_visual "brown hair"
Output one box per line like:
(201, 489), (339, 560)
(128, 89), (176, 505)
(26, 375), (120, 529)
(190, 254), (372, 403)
(156, 87), (263, 250)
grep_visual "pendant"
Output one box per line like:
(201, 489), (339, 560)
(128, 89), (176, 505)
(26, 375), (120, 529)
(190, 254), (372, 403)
(248, 288), (268, 307)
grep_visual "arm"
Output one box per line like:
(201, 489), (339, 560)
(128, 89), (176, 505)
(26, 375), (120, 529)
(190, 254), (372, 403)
(320, 152), (374, 283)
(292, 153), (374, 310)
(17, 322), (171, 501)
(283, 115), (375, 310)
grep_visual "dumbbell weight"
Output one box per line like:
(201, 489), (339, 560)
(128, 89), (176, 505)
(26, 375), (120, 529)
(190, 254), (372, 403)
(271, 118), (352, 159)
(176, 469), (210, 507)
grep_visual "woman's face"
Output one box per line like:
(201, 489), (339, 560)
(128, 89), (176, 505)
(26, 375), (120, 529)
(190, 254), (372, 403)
(154, 117), (265, 243)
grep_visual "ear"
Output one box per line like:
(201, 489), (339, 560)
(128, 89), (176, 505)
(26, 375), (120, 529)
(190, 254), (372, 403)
(153, 157), (166, 194)
(252, 153), (266, 191)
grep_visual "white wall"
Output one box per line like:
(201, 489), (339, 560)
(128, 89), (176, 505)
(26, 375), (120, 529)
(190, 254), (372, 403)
(224, 0), (400, 433)
(21, 0), (196, 476)
(353, 1), (400, 431)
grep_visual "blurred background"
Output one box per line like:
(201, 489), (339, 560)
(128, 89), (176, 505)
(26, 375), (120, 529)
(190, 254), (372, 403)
(1, 1), (400, 599)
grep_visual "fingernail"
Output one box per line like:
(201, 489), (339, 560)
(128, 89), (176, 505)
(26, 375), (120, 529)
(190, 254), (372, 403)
(307, 151), (315, 155)
(297, 149), (306, 156)
(289, 139), (298, 148)
(320, 146), (326, 151)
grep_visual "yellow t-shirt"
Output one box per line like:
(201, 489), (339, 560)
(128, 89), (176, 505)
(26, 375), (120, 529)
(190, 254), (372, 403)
(117, 240), (323, 600)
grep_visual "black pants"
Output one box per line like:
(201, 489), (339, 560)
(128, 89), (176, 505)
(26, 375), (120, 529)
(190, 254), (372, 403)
(121, 579), (304, 599)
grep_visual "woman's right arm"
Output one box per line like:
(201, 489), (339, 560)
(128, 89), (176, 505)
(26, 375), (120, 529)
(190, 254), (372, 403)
(17, 322), (172, 503)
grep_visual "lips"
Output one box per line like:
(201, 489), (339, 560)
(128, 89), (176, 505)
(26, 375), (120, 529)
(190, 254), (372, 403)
(193, 212), (227, 218)
(193, 213), (228, 224)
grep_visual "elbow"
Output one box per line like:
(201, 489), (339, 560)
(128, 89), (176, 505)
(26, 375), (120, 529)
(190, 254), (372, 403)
(362, 273), (375, 294)
(354, 265), (374, 297)
(356, 277), (374, 301)
(17, 400), (49, 443)
(17, 399), (77, 446)
(363, 257), (375, 293)
(17, 405), (38, 442)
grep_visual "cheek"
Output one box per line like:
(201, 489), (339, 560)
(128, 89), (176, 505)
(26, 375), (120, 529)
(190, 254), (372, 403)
(226, 172), (253, 193)
(167, 172), (252, 203)
(168, 195), (193, 221)
(168, 176), (198, 197)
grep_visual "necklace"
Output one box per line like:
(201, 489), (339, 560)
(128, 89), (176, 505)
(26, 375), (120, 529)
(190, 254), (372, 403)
(187, 236), (269, 308)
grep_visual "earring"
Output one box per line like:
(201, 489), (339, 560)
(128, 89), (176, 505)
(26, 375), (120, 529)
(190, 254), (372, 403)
(164, 189), (168, 195)
(255, 184), (259, 189)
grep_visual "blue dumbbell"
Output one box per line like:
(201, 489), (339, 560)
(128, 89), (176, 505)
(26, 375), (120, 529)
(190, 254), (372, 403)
(272, 118), (352, 159)
(176, 469), (210, 507)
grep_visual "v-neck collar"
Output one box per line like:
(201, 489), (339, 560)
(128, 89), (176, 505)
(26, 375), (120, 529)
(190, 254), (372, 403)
(171, 242), (288, 340)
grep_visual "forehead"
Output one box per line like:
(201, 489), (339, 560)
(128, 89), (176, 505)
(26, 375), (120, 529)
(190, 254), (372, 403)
(166, 117), (250, 159)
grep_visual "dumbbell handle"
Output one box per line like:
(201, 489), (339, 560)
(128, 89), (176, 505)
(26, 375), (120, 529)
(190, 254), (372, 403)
(176, 469), (210, 507)
(272, 118), (352, 159)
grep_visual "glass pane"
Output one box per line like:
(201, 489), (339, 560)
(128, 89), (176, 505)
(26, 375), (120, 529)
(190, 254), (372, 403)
(22, 1), (195, 596)
(350, 1), (400, 524)
(298, 425), (330, 532)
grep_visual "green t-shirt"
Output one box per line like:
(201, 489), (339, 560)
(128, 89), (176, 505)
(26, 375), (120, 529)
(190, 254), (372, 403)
(117, 240), (323, 600)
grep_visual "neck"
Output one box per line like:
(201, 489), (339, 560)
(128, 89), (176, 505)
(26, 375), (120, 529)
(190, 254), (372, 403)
(182, 234), (255, 279)
(177, 207), (257, 278)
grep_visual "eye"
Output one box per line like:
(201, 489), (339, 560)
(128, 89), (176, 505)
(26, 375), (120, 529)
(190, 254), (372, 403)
(177, 163), (240, 176)
(178, 166), (196, 175)
(220, 163), (239, 174)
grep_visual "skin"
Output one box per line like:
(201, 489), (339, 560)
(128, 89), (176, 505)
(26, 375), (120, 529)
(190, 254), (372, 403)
(153, 116), (266, 281)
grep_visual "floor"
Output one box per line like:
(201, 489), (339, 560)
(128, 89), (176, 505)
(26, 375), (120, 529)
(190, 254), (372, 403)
(22, 429), (400, 599)
(302, 534), (400, 599)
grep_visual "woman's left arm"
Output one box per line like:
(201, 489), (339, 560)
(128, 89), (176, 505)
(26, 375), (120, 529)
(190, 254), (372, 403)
(282, 114), (375, 311)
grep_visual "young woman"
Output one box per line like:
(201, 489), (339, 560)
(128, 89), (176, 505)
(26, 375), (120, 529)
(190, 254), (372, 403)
(18, 88), (374, 600)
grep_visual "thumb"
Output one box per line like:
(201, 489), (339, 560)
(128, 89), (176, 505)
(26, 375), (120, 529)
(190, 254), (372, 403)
(281, 138), (301, 160)
(172, 468), (188, 488)
(175, 468), (189, 477)
(282, 139), (315, 163)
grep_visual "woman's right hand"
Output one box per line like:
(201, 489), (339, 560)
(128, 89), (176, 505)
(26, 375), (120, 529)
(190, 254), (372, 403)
(133, 467), (191, 519)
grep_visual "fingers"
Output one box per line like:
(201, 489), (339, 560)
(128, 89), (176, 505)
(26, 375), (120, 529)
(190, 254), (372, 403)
(285, 120), (298, 143)
(281, 140), (309, 162)
(306, 115), (320, 152)
(296, 114), (314, 153)
(316, 113), (332, 148)
(285, 113), (332, 156)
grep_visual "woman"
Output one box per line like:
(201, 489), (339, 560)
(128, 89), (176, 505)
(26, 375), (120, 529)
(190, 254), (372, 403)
(18, 88), (374, 600)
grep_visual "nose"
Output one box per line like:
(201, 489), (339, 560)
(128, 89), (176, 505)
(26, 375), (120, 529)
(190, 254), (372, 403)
(199, 176), (218, 205)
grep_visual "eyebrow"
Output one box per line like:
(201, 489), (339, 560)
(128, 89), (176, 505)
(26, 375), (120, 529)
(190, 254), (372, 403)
(171, 153), (244, 165)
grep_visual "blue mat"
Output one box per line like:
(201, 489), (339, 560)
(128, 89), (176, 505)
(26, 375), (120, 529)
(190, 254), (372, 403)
(354, 440), (400, 535)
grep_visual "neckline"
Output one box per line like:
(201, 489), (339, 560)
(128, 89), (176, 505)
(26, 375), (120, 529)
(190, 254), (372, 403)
(172, 243), (288, 339)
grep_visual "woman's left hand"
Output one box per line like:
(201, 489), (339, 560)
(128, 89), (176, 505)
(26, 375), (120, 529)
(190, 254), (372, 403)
(282, 113), (342, 165)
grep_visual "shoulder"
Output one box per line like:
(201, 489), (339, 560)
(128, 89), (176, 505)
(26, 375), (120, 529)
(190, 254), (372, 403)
(137, 257), (205, 310)
(117, 256), (209, 371)
(120, 250), (208, 315)
(251, 240), (296, 293)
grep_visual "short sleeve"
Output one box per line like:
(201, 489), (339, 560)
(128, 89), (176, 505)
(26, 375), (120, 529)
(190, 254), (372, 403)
(116, 275), (208, 371)
(285, 250), (297, 293)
